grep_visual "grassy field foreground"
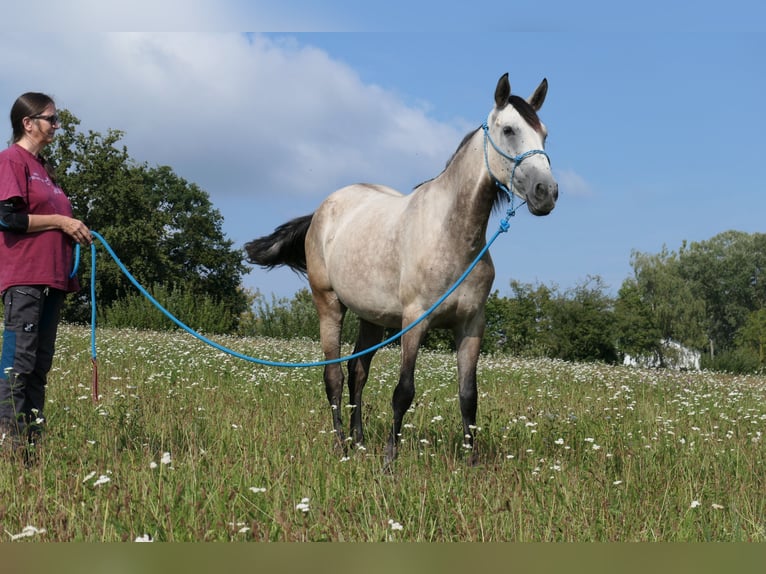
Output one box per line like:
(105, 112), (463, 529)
(1, 324), (765, 542)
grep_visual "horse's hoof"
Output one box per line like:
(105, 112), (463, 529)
(381, 457), (395, 475)
(381, 445), (397, 473)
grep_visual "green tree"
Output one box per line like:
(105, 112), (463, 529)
(613, 278), (662, 359)
(735, 308), (766, 372)
(546, 276), (617, 363)
(623, 247), (707, 364)
(482, 281), (554, 356)
(677, 231), (766, 355)
(46, 110), (248, 328)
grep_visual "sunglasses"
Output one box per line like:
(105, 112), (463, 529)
(30, 113), (60, 125)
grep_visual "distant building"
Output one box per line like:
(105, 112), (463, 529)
(623, 339), (701, 371)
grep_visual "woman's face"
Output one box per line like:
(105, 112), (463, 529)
(25, 103), (60, 147)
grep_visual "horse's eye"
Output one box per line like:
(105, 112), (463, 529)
(502, 126), (515, 137)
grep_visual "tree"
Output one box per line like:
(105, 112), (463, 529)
(622, 247), (707, 363)
(482, 281), (554, 356)
(46, 110), (249, 328)
(735, 308), (766, 372)
(677, 231), (766, 355)
(613, 278), (662, 359)
(546, 276), (617, 363)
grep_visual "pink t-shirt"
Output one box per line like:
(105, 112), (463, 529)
(0, 144), (80, 293)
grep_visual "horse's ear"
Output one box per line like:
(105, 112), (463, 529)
(494, 73), (511, 108)
(528, 78), (548, 111)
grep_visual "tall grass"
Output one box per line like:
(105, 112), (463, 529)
(1, 324), (764, 541)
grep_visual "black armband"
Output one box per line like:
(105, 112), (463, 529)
(0, 199), (29, 233)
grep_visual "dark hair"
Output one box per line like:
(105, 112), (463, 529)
(10, 92), (55, 143)
(10, 92), (58, 181)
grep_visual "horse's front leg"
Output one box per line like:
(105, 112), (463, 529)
(384, 322), (427, 468)
(455, 318), (485, 466)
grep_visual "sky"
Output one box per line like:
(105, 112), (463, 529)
(1, 1), (764, 301)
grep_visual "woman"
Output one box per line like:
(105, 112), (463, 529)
(0, 92), (91, 454)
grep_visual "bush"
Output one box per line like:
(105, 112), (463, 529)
(701, 348), (762, 374)
(100, 283), (236, 334)
(239, 288), (359, 343)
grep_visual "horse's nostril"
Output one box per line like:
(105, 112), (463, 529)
(536, 182), (558, 203)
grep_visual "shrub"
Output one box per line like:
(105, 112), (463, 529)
(100, 283), (236, 334)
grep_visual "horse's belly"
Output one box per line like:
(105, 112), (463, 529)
(328, 251), (404, 328)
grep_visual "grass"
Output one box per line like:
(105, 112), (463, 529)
(1, 323), (765, 542)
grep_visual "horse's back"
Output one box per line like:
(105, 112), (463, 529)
(306, 183), (411, 324)
(311, 183), (409, 244)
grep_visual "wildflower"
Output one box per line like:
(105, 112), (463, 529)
(249, 487), (267, 494)
(296, 498), (310, 513)
(712, 503), (724, 510)
(554, 438), (564, 445)
(10, 526), (46, 541)
(160, 452), (172, 465)
(690, 500), (701, 509)
(93, 475), (111, 487)
(149, 461), (158, 469)
(388, 519), (403, 531)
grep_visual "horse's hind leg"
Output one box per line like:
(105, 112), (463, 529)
(347, 319), (384, 447)
(314, 291), (348, 451)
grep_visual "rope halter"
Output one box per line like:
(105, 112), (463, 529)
(481, 121), (550, 217)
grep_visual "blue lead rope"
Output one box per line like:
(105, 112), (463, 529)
(71, 123), (542, 399)
(73, 215), (519, 383)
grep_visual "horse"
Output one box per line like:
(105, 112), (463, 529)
(245, 73), (558, 467)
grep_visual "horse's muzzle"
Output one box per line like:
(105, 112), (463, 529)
(527, 180), (558, 216)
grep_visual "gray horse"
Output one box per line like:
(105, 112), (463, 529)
(246, 73), (558, 467)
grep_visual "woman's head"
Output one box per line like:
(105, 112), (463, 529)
(10, 92), (57, 143)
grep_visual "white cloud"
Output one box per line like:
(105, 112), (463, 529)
(1, 32), (462, 201)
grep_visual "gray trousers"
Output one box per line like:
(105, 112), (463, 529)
(0, 286), (65, 442)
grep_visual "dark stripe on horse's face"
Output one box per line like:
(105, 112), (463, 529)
(507, 95), (543, 133)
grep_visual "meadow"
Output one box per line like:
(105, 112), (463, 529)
(1, 324), (765, 542)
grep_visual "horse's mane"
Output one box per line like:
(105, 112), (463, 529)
(413, 127), (480, 190)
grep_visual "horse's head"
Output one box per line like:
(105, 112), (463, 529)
(484, 73), (558, 216)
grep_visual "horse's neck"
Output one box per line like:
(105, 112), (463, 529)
(431, 136), (496, 243)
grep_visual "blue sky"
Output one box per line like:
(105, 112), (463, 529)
(2, 1), (764, 300)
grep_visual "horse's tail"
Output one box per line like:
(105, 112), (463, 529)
(245, 213), (313, 275)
